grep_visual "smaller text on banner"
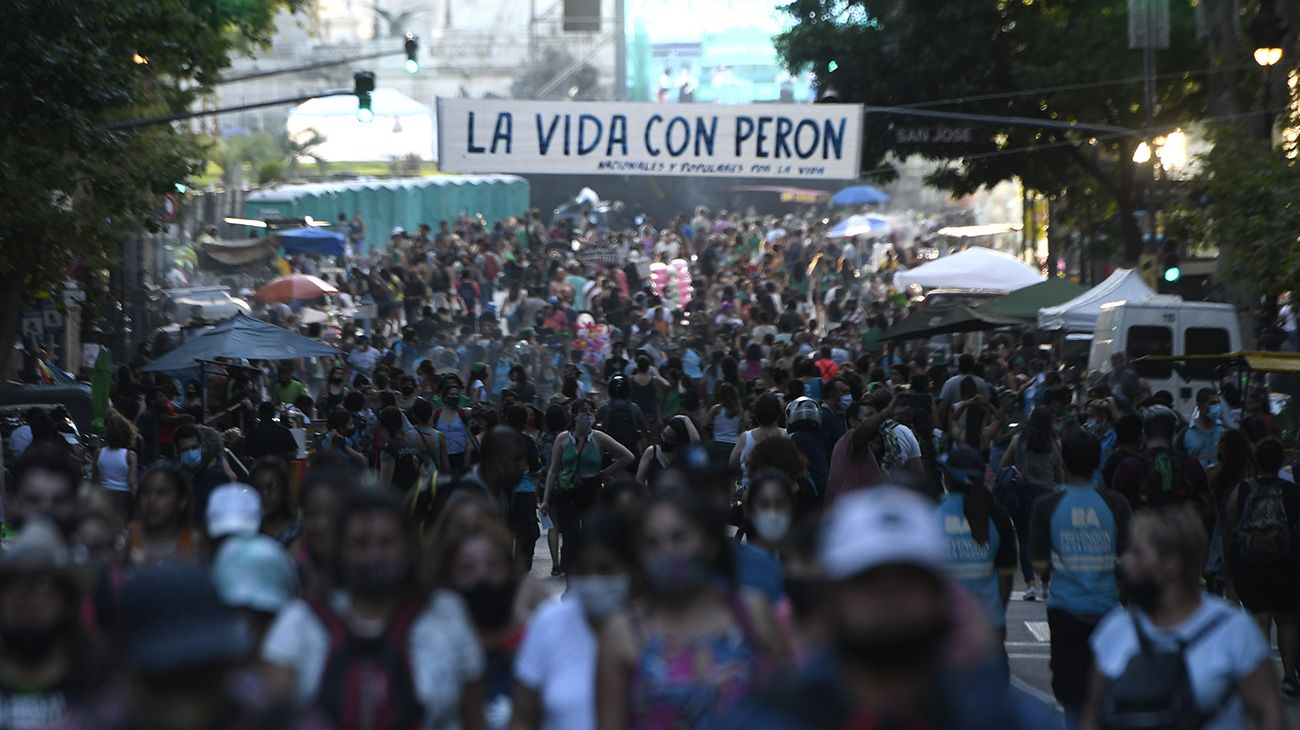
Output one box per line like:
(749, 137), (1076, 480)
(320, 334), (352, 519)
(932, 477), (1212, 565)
(436, 99), (863, 180)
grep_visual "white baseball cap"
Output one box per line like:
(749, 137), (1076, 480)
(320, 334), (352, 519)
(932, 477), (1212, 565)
(205, 483), (263, 539)
(820, 486), (945, 580)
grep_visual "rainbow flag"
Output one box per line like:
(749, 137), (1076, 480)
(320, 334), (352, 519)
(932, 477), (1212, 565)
(36, 359), (75, 385)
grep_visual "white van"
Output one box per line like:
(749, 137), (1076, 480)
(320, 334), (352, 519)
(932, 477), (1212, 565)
(1088, 296), (1240, 415)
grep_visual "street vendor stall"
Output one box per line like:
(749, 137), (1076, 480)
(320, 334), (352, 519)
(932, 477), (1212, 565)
(141, 312), (339, 373)
(1036, 268), (1153, 332)
(881, 303), (1022, 342)
(893, 247), (1042, 293)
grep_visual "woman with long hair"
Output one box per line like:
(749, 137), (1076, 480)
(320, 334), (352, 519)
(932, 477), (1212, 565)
(636, 415), (701, 487)
(248, 456), (300, 546)
(542, 399), (635, 574)
(596, 488), (786, 729)
(937, 445), (1018, 671)
(730, 394), (787, 487)
(707, 382), (746, 461)
(94, 412), (138, 522)
(1000, 407), (1063, 601)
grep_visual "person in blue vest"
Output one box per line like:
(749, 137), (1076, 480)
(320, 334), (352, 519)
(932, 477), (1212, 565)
(936, 445), (1018, 675)
(1030, 429), (1133, 719)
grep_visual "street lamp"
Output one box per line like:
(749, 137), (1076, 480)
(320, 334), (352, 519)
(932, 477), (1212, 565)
(1251, 0), (1286, 67)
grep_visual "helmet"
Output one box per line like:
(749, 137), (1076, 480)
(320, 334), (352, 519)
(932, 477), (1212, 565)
(786, 396), (821, 427)
(608, 374), (630, 399)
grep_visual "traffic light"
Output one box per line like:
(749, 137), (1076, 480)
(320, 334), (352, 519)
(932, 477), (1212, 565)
(354, 71), (375, 123)
(1161, 239), (1181, 283)
(404, 33), (420, 74)
(173, 181), (189, 194)
(827, 60), (839, 73)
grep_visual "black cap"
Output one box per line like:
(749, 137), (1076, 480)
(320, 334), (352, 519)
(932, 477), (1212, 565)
(120, 563), (250, 674)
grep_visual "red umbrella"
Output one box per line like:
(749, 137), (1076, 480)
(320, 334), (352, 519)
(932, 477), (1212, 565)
(254, 274), (339, 303)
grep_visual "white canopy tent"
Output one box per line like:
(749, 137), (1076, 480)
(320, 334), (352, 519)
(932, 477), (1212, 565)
(1036, 268), (1155, 331)
(893, 247), (1042, 292)
(286, 88), (437, 163)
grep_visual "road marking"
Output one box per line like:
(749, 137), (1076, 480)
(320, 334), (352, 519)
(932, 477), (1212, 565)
(1010, 675), (1061, 709)
(1006, 641), (1052, 648)
(1025, 621), (1052, 642)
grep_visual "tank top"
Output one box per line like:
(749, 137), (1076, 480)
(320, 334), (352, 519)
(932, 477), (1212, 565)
(437, 411), (470, 455)
(739, 428), (787, 485)
(626, 596), (771, 728)
(712, 410), (741, 444)
(97, 447), (131, 492)
(558, 432), (602, 490)
(630, 377), (658, 418)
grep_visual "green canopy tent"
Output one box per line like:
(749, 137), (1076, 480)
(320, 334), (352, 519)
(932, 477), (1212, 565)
(978, 277), (1088, 322)
(881, 303), (1023, 342)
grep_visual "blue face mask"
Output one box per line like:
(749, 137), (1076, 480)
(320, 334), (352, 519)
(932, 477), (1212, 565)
(1207, 404), (1222, 422)
(179, 448), (203, 469)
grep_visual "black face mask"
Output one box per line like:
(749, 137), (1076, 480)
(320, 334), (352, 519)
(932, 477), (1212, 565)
(1, 623), (67, 666)
(836, 618), (951, 674)
(1121, 574), (1161, 614)
(343, 558), (410, 598)
(459, 581), (517, 631)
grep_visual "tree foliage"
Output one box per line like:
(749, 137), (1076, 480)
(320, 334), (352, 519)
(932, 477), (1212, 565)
(0, 0), (301, 373)
(775, 0), (1213, 261)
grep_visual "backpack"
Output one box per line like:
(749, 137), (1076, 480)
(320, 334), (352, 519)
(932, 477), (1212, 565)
(407, 430), (440, 539)
(1098, 612), (1230, 730)
(306, 593), (426, 730)
(602, 400), (641, 455)
(1234, 478), (1294, 562)
(429, 265), (450, 293)
(1137, 450), (1190, 508)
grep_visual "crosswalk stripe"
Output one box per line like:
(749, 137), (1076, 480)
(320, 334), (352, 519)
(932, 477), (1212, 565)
(1025, 620), (1052, 642)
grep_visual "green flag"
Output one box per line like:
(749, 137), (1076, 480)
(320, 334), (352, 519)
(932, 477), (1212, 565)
(90, 348), (112, 430)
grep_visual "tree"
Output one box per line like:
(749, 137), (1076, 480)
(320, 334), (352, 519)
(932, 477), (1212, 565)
(0, 0), (302, 377)
(775, 0), (1210, 263)
(511, 47), (601, 100)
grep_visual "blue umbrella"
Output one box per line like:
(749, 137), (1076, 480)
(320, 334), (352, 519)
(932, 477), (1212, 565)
(277, 227), (346, 257)
(142, 312), (339, 373)
(831, 185), (890, 206)
(829, 214), (891, 238)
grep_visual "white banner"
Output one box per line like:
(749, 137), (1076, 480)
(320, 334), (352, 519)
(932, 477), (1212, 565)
(436, 99), (862, 180)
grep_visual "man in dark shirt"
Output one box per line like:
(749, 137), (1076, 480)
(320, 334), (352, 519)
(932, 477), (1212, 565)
(1110, 405), (1212, 529)
(174, 424), (231, 529)
(413, 305), (440, 348)
(1101, 413), (1143, 491)
(243, 402), (299, 464)
(602, 341), (630, 383)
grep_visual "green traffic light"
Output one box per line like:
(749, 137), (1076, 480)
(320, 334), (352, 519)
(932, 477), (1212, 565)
(1163, 267), (1181, 283)
(174, 182), (189, 194)
(827, 60), (839, 73)
(357, 106), (374, 123)
(405, 58), (419, 74)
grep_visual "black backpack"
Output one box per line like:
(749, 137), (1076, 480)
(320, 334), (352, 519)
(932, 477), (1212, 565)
(1098, 611), (1230, 730)
(307, 593), (426, 730)
(602, 399), (642, 454)
(429, 265), (450, 293)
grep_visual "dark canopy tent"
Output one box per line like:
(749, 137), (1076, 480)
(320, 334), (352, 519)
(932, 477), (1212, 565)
(276, 227), (346, 257)
(978, 277), (1088, 322)
(881, 303), (1022, 342)
(142, 312), (339, 373)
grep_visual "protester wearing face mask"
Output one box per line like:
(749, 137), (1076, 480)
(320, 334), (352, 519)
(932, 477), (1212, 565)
(174, 424), (232, 529)
(317, 366), (348, 416)
(262, 488), (487, 729)
(437, 521), (523, 730)
(1182, 387), (1224, 469)
(596, 487), (787, 729)
(1083, 506), (1285, 730)
(0, 519), (107, 729)
(542, 399), (635, 574)
(635, 415), (699, 486)
(737, 470), (797, 603)
(511, 509), (635, 730)
(719, 487), (1056, 730)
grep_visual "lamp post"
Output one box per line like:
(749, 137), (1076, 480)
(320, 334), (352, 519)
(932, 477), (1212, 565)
(1251, 0), (1286, 141)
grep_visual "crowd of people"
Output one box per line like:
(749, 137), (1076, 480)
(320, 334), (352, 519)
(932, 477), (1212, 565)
(1, 205), (1296, 729)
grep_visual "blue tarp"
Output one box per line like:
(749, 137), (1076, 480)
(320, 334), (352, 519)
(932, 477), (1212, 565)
(142, 312), (339, 373)
(278, 227), (347, 257)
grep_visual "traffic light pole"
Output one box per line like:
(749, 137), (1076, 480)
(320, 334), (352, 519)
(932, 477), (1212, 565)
(99, 88), (354, 131)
